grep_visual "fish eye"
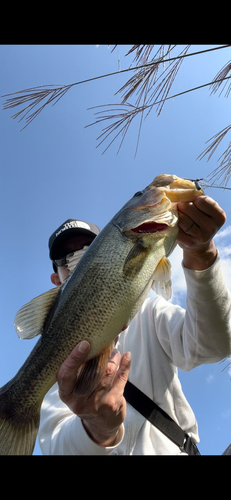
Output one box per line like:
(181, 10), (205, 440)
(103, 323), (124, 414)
(133, 191), (143, 197)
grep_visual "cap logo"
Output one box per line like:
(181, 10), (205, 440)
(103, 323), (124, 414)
(56, 220), (91, 237)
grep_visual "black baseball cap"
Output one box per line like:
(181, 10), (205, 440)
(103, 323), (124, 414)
(49, 219), (100, 264)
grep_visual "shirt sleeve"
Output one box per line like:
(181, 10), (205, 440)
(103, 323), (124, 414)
(38, 383), (124, 455)
(153, 253), (231, 371)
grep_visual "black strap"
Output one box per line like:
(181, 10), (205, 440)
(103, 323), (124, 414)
(124, 381), (200, 455)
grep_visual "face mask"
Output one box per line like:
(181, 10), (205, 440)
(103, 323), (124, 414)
(65, 246), (89, 273)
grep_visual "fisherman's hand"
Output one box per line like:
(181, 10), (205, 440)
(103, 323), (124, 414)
(57, 346), (131, 447)
(177, 195), (226, 270)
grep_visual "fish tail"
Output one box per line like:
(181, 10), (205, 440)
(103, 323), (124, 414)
(0, 386), (40, 455)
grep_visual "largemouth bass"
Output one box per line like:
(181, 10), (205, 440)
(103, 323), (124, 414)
(0, 174), (203, 455)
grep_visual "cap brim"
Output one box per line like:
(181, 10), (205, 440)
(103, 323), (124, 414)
(49, 227), (97, 260)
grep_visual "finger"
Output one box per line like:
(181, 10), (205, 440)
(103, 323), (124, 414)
(107, 349), (121, 372)
(178, 196), (226, 229)
(110, 352), (131, 395)
(177, 201), (207, 230)
(177, 208), (199, 235)
(57, 341), (90, 397)
(98, 352), (131, 415)
(193, 196), (226, 226)
(99, 349), (121, 389)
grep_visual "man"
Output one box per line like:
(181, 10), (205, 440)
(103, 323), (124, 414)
(38, 197), (231, 454)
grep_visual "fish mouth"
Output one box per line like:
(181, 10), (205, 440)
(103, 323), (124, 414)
(132, 221), (169, 234)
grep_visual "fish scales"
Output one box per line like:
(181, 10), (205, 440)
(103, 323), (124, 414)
(0, 174), (203, 454)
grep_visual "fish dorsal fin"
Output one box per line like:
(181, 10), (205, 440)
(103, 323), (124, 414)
(151, 256), (172, 301)
(14, 287), (61, 339)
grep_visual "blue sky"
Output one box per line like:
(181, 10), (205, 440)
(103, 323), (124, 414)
(1, 45), (231, 455)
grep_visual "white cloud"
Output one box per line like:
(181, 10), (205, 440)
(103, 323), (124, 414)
(206, 374), (215, 383)
(214, 225), (231, 240)
(218, 245), (231, 258)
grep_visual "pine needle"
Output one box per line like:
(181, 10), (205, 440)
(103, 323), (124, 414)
(210, 61), (231, 97)
(87, 45), (231, 157)
(197, 125), (231, 186)
(2, 84), (72, 130)
(2, 44), (231, 175)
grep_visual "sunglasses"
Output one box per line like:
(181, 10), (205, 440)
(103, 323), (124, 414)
(53, 245), (89, 268)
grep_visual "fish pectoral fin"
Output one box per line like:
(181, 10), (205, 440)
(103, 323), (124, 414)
(74, 343), (115, 398)
(123, 239), (150, 278)
(151, 256), (172, 300)
(14, 287), (61, 339)
(152, 256), (171, 281)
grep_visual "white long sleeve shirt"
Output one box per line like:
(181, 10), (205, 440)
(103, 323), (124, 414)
(38, 255), (231, 455)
